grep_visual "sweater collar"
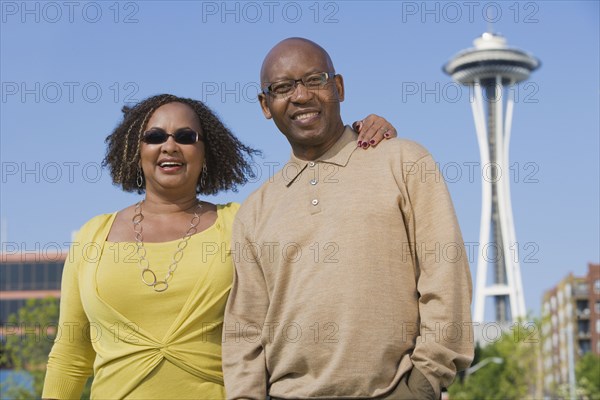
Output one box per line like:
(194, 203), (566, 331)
(284, 126), (358, 187)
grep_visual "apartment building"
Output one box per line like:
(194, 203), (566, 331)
(541, 263), (600, 392)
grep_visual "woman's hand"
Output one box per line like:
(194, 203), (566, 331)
(352, 114), (398, 149)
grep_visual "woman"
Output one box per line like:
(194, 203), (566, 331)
(42, 94), (397, 399)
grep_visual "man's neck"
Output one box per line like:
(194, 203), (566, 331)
(291, 123), (346, 161)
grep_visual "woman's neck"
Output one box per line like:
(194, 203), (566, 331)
(141, 192), (199, 215)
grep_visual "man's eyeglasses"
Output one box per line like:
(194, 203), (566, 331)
(141, 128), (202, 145)
(262, 72), (336, 98)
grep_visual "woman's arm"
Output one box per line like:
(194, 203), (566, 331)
(42, 231), (96, 399)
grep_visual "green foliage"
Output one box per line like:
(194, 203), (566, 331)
(448, 320), (541, 400)
(576, 352), (600, 400)
(0, 297), (94, 400)
(0, 297), (59, 399)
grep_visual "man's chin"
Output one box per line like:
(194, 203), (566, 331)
(285, 127), (325, 143)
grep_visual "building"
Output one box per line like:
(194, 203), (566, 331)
(444, 33), (539, 326)
(541, 263), (600, 394)
(589, 264), (600, 356)
(0, 252), (66, 326)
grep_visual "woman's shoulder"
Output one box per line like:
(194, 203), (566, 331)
(217, 202), (241, 216)
(215, 202), (241, 231)
(80, 212), (117, 230)
(74, 212), (118, 242)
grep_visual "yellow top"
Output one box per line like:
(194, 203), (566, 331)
(43, 203), (239, 400)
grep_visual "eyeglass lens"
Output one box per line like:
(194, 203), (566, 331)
(142, 128), (199, 145)
(269, 72), (331, 96)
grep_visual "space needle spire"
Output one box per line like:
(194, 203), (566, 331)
(443, 33), (540, 325)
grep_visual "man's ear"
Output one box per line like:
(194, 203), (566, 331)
(334, 74), (345, 102)
(258, 93), (273, 119)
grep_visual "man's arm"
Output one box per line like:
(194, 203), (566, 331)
(222, 216), (270, 400)
(402, 149), (474, 399)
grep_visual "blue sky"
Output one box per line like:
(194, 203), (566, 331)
(1, 1), (598, 319)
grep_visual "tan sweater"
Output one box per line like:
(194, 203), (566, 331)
(223, 127), (474, 399)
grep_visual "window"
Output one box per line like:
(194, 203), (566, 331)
(48, 262), (62, 290)
(34, 262), (44, 290)
(0, 266), (8, 291)
(0, 261), (64, 291)
(22, 263), (35, 290)
(595, 279), (600, 294)
(578, 320), (590, 334)
(576, 300), (588, 313)
(9, 264), (20, 289)
(579, 339), (591, 354)
(595, 301), (600, 315)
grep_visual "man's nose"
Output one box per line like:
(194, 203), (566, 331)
(290, 82), (312, 103)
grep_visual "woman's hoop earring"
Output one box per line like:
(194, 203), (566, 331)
(200, 162), (207, 189)
(136, 166), (144, 188)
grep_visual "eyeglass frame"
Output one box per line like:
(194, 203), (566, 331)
(261, 71), (338, 98)
(141, 128), (203, 145)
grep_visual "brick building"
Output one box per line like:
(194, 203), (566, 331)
(541, 263), (600, 393)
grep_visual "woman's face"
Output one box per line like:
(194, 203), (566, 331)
(139, 102), (205, 197)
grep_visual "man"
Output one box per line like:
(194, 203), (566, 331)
(222, 37), (473, 399)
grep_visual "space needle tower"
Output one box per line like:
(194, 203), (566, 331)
(443, 33), (540, 325)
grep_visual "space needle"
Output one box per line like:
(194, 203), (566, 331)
(444, 33), (540, 325)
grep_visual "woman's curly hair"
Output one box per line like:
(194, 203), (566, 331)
(103, 94), (261, 195)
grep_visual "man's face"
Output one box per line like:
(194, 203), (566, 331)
(258, 41), (345, 159)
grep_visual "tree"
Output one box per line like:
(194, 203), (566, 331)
(0, 297), (59, 399)
(448, 320), (541, 399)
(0, 297), (93, 400)
(576, 352), (600, 400)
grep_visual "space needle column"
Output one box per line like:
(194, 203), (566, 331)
(443, 33), (540, 325)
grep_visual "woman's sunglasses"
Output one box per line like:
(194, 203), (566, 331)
(141, 128), (202, 145)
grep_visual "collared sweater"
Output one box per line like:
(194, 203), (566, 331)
(222, 128), (474, 399)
